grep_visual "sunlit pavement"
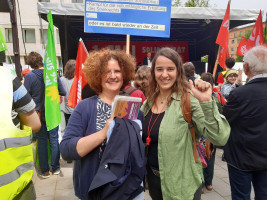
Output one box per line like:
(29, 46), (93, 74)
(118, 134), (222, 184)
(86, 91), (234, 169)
(33, 149), (254, 200)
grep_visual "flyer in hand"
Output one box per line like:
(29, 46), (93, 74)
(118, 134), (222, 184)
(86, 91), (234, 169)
(111, 95), (142, 120)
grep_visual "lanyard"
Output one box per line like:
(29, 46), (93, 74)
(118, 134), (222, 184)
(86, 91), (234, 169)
(146, 95), (168, 146)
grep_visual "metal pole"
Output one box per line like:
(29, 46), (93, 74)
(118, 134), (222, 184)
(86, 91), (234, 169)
(126, 34), (130, 55)
(9, 0), (22, 80)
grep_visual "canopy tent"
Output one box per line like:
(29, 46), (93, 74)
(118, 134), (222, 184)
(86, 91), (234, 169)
(37, 2), (260, 73)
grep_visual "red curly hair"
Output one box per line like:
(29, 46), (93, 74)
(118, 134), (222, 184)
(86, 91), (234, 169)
(83, 48), (136, 93)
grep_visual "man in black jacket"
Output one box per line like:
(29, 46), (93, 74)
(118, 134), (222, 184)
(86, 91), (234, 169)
(143, 52), (153, 67)
(223, 46), (267, 200)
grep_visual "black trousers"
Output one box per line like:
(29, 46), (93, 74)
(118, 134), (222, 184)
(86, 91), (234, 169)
(146, 165), (202, 200)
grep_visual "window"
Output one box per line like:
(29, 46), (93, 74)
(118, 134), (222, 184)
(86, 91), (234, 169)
(22, 29), (36, 43)
(24, 56), (28, 65)
(232, 40), (235, 44)
(57, 57), (63, 69)
(231, 47), (235, 51)
(72, 0), (83, 2)
(6, 55), (15, 64)
(240, 31), (242, 36)
(234, 33), (237, 38)
(5, 28), (13, 42)
(56, 29), (60, 44)
(40, 29), (48, 44)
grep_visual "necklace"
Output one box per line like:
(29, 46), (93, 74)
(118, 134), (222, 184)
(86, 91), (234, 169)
(146, 94), (168, 146)
(160, 96), (168, 104)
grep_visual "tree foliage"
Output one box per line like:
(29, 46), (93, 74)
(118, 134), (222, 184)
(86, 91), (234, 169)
(201, 55), (208, 62)
(172, 0), (182, 7)
(171, 0), (210, 7)
(184, 0), (210, 7)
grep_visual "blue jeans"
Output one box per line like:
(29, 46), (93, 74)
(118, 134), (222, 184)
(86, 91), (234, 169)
(37, 121), (60, 173)
(228, 164), (267, 200)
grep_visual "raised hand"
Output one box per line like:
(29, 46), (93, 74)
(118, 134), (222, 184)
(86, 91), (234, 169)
(189, 79), (212, 102)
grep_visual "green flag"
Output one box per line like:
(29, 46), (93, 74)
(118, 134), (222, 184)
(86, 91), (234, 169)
(0, 27), (8, 52)
(43, 11), (61, 131)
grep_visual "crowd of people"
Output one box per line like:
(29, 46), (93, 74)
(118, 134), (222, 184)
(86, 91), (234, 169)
(1, 45), (267, 200)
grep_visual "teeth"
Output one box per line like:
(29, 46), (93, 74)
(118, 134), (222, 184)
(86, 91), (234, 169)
(161, 80), (170, 83)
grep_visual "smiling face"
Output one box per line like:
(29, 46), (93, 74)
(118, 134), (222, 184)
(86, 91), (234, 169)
(154, 56), (178, 93)
(227, 73), (238, 84)
(101, 59), (123, 94)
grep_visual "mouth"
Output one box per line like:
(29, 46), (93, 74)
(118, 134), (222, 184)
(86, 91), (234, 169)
(159, 79), (170, 84)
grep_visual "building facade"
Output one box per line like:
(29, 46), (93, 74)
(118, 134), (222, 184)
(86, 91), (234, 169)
(229, 22), (267, 59)
(0, 0), (84, 71)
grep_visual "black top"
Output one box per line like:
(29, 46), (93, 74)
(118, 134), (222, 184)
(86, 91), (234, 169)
(142, 109), (165, 170)
(223, 77), (267, 171)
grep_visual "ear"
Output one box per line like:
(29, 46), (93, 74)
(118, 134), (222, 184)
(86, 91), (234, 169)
(243, 63), (249, 75)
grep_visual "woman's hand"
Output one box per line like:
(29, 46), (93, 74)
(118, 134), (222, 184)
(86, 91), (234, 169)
(235, 68), (243, 85)
(100, 117), (114, 139)
(76, 117), (114, 157)
(189, 79), (212, 102)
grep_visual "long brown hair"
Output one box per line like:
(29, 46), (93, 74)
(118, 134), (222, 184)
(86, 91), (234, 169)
(146, 47), (190, 107)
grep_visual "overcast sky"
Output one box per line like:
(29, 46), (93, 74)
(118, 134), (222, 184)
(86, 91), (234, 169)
(181, 0), (267, 20)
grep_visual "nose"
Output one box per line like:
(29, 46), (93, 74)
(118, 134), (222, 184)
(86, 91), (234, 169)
(161, 69), (168, 77)
(109, 71), (117, 78)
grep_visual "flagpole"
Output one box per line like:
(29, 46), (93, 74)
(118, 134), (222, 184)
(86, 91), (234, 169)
(126, 34), (130, 55)
(79, 38), (89, 56)
(213, 46), (221, 78)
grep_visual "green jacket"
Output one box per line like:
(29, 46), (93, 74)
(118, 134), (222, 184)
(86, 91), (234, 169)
(141, 92), (230, 200)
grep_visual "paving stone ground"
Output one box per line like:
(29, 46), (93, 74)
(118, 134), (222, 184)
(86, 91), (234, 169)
(33, 149), (254, 200)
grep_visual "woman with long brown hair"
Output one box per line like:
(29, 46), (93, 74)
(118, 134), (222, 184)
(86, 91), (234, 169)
(141, 47), (230, 200)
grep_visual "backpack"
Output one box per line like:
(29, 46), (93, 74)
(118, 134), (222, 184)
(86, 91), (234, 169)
(120, 86), (138, 96)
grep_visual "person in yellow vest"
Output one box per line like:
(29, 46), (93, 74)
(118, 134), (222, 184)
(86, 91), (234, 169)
(0, 66), (41, 200)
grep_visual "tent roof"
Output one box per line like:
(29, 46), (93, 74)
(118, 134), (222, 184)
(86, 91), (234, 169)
(37, 2), (260, 20)
(37, 2), (260, 73)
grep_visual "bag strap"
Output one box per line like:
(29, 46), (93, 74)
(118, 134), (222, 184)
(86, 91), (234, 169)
(181, 92), (199, 163)
(121, 86), (138, 96)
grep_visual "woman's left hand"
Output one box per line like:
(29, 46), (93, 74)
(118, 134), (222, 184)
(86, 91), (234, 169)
(189, 79), (212, 102)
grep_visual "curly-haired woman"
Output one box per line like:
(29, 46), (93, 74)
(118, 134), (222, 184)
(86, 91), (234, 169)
(60, 48), (146, 200)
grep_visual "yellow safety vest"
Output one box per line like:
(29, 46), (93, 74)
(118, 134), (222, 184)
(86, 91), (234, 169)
(0, 67), (33, 200)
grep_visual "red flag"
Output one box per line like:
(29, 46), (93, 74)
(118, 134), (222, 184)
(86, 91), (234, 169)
(215, 2), (230, 70)
(218, 46), (229, 70)
(216, 2), (230, 48)
(237, 37), (251, 56)
(248, 10), (264, 47)
(68, 39), (88, 108)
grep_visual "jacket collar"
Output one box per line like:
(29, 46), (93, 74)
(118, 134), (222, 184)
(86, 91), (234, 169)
(246, 77), (267, 85)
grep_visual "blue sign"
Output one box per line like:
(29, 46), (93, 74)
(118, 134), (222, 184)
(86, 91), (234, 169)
(84, 0), (172, 38)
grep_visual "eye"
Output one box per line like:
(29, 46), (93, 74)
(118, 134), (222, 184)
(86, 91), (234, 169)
(168, 67), (175, 71)
(156, 67), (163, 72)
